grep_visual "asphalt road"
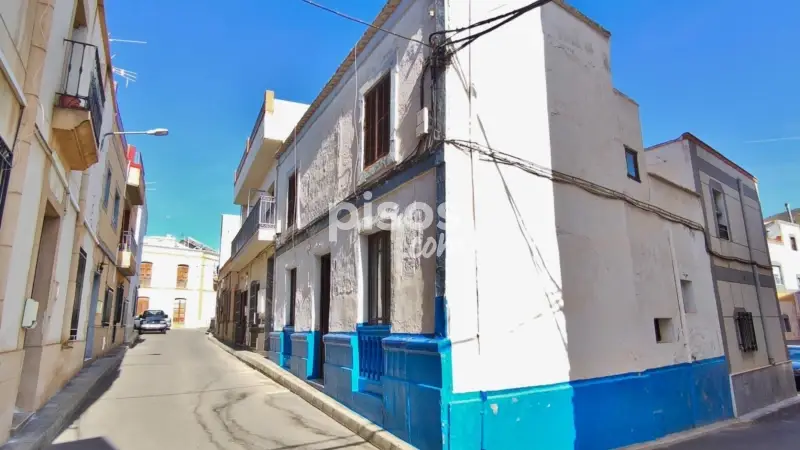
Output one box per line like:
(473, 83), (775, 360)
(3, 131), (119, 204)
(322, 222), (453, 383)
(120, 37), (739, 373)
(663, 402), (800, 450)
(51, 329), (376, 450)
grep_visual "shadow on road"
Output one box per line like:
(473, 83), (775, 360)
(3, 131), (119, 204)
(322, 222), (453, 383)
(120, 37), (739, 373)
(48, 437), (118, 449)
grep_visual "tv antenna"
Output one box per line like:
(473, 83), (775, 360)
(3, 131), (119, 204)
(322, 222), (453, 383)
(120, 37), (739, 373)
(109, 35), (146, 88)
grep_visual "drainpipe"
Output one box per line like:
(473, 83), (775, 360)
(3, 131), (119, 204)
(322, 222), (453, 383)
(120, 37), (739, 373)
(786, 203), (794, 224)
(738, 179), (773, 364)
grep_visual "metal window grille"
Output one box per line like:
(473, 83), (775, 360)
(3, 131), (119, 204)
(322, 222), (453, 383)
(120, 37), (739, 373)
(734, 309), (758, 352)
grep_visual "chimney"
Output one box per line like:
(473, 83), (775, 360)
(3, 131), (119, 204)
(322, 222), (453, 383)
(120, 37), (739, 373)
(786, 203), (794, 224)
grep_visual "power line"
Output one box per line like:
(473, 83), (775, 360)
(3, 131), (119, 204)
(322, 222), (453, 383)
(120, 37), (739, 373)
(297, 0), (430, 47)
(448, 139), (773, 271)
(429, 0), (554, 53)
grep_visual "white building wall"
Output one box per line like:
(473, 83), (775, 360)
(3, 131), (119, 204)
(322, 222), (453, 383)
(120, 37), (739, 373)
(766, 220), (800, 339)
(138, 237), (218, 329)
(442, 0), (723, 393)
(272, 0), (436, 334)
(767, 221), (800, 292)
(0, 0), (118, 352)
(218, 214), (240, 266)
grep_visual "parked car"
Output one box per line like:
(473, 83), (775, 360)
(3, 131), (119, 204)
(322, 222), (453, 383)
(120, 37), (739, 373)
(139, 314), (169, 334)
(788, 345), (800, 390)
(135, 310), (171, 331)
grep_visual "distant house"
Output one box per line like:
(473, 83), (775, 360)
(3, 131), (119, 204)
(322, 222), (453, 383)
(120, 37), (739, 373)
(137, 236), (219, 329)
(764, 215), (800, 340)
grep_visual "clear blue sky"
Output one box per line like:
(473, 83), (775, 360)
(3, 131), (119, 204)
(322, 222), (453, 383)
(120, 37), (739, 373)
(107, 0), (799, 250)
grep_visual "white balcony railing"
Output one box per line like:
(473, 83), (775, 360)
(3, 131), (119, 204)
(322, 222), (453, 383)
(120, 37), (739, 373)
(231, 195), (276, 257)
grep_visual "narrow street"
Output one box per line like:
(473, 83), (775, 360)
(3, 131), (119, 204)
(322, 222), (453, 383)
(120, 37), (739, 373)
(663, 402), (800, 450)
(51, 329), (376, 450)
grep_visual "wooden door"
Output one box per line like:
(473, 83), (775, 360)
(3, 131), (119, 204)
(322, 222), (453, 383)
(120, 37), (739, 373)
(317, 254), (331, 381)
(173, 298), (186, 325)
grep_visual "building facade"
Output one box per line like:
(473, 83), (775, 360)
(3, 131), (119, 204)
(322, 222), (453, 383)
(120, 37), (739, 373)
(0, 0), (148, 441)
(764, 217), (800, 341)
(648, 134), (794, 416)
(216, 92), (307, 350)
(137, 236), (218, 329)
(212, 1), (791, 449)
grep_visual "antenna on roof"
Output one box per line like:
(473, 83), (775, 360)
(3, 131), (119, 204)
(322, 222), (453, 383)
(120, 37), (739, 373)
(108, 34), (146, 88)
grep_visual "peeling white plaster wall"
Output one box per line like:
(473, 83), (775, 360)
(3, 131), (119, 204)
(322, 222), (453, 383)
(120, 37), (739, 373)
(272, 0), (436, 334)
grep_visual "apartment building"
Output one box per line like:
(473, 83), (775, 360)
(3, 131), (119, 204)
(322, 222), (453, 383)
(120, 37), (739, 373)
(648, 135), (794, 416)
(121, 145), (148, 343)
(212, 1), (790, 448)
(0, 0), (148, 441)
(137, 236), (218, 329)
(763, 212), (800, 341)
(216, 93), (307, 350)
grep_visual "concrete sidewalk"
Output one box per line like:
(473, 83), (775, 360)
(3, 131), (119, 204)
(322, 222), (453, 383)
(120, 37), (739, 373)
(206, 333), (415, 450)
(0, 347), (127, 450)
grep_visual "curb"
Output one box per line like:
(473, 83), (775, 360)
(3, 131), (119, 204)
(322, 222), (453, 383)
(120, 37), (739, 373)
(1, 346), (127, 450)
(207, 334), (415, 450)
(624, 393), (800, 449)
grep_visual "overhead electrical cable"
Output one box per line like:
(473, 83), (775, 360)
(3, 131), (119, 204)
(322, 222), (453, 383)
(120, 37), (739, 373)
(297, 0), (430, 47)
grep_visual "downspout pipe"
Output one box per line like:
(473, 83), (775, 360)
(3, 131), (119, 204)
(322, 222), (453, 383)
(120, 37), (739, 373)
(738, 179), (773, 364)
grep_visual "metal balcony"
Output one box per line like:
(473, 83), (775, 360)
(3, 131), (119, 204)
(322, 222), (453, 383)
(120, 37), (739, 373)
(229, 196), (276, 269)
(51, 39), (106, 171)
(126, 146), (145, 205)
(117, 231), (138, 277)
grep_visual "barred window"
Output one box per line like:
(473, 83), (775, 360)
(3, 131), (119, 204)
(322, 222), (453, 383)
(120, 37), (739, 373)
(734, 308), (758, 352)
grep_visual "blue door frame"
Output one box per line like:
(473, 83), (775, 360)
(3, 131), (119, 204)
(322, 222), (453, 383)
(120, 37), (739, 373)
(84, 272), (102, 360)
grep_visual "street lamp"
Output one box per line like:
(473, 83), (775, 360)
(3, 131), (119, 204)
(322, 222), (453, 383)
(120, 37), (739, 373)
(102, 128), (169, 140)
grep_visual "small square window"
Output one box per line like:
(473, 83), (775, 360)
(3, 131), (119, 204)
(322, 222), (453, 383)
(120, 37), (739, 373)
(654, 318), (674, 343)
(791, 236), (797, 251)
(625, 147), (640, 182)
(782, 314), (792, 333)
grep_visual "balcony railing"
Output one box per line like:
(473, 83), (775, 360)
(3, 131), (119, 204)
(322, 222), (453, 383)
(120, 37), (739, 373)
(357, 324), (391, 381)
(56, 39), (106, 144)
(235, 100), (266, 184)
(119, 230), (139, 260)
(230, 195), (276, 257)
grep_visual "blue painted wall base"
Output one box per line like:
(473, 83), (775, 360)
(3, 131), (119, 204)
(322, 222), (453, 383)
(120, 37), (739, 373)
(272, 326), (733, 450)
(447, 356), (733, 450)
(289, 331), (320, 380)
(267, 331), (283, 366)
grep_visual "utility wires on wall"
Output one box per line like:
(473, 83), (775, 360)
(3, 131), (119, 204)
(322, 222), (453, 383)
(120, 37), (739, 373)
(430, 0), (554, 54)
(447, 139), (774, 271)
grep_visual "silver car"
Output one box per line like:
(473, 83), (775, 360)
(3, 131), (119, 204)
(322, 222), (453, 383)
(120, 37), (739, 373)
(135, 310), (171, 332)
